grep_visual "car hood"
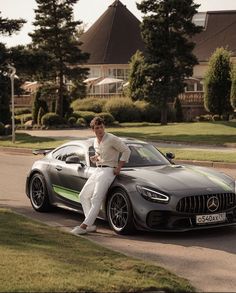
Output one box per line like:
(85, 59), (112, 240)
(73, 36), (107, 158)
(121, 164), (235, 194)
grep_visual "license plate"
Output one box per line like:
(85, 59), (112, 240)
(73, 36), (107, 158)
(196, 213), (226, 225)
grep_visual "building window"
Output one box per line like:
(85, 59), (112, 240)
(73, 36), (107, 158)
(192, 12), (207, 29)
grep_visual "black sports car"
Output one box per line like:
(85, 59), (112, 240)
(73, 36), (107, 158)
(26, 138), (236, 234)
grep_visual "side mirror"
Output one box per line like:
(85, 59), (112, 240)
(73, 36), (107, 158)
(65, 156), (81, 164)
(166, 152), (175, 160)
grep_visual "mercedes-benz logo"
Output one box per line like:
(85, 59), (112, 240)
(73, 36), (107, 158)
(207, 196), (219, 212)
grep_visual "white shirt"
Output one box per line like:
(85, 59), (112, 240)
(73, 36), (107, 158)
(94, 133), (131, 167)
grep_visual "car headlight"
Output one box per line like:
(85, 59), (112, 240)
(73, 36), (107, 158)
(136, 185), (170, 203)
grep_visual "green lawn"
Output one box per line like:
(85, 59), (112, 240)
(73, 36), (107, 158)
(0, 121), (235, 162)
(0, 209), (194, 292)
(108, 121), (236, 146)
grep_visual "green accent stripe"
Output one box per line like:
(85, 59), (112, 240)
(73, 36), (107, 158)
(187, 166), (233, 192)
(53, 184), (80, 202)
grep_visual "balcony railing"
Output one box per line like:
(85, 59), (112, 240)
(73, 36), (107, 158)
(178, 91), (204, 105)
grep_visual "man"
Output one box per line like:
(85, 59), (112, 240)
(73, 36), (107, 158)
(71, 117), (131, 235)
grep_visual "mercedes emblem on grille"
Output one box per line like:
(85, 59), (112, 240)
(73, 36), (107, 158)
(207, 196), (219, 212)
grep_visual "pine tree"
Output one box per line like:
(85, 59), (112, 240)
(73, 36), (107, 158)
(128, 50), (148, 101)
(29, 0), (89, 117)
(137, 0), (202, 124)
(204, 47), (233, 118)
(0, 12), (25, 35)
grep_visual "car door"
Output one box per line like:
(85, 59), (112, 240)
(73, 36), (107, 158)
(48, 144), (90, 206)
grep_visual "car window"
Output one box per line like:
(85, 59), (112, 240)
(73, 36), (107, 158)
(52, 145), (86, 164)
(125, 143), (170, 167)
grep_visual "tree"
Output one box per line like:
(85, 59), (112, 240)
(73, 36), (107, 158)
(173, 96), (184, 122)
(128, 50), (149, 101)
(0, 12), (25, 36)
(230, 65), (236, 110)
(29, 0), (89, 117)
(204, 47), (233, 119)
(0, 12), (26, 124)
(137, 0), (202, 124)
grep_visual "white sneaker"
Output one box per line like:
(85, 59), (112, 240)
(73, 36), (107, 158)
(71, 226), (87, 235)
(86, 225), (97, 233)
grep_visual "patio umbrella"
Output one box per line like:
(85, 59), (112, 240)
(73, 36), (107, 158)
(96, 77), (124, 85)
(83, 77), (101, 84)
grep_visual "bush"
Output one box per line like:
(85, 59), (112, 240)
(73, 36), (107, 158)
(134, 100), (160, 122)
(76, 118), (87, 127)
(72, 111), (97, 124)
(41, 113), (65, 126)
(68, 116), (77, 126)
(71, 97), (108, 113)
(212, 114), (221, 121)
(104, 97), (140, 122)
(195, 114), (212, 122)
(0, 122), (5, 135)
(15, 108), (31, 115)
(15, 114), (33, 125)
(97, 112), (115, 125)
(173, 97), (184, 122)
(37, 107), (46, 125)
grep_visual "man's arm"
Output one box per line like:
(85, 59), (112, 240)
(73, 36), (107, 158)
(114, 160), (126, 175)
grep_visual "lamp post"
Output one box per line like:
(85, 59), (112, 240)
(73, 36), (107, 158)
(7, 64), (16, 143)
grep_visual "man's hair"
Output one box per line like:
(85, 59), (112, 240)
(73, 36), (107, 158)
(90, 116), (105, 129)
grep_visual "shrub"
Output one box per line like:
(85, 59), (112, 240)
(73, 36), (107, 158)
(173, 97), (184, 122)
(15, 108), (31, 115)
(104, 97), (140, 122)
(71, 97), (108, 113)
(212, 114), (221, 121)
(195, 114), (212, 122)
(134, 100), (160, 122)
(68, 116), (77, 126)
(41, 112), (65, 126)
(76, 117), (87, 127)
(15, 114), (33, 125)
(72, 111), (97, 123)
(97, 112), (115, 125)
(0, 122), (5, 135)
(32, 90), (48, 124)
(37, 107), (46, 125)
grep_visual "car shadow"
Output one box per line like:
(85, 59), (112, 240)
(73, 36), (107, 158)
(91, 218), (236, 255)
(5, 204), (236, 255)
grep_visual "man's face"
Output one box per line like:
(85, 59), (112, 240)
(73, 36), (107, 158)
(93, 123), (105, 138)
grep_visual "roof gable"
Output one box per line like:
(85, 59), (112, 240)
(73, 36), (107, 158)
(80, 0), (145, 64)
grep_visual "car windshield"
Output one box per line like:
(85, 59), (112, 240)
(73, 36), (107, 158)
(125, 143), (171, 167)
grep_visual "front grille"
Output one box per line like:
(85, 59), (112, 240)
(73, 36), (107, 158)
(176, 193), (236, 214)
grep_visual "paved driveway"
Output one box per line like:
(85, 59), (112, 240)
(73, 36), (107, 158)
(0, 150), (236, 292)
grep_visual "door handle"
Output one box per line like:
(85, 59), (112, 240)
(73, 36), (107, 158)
(56, 165), (62, 171)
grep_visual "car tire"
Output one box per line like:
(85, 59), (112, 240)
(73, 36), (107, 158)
(107, 188), (135, 235)
(29, 173), (51, 212)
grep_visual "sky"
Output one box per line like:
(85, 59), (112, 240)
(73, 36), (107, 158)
(0, 0), (235, 47)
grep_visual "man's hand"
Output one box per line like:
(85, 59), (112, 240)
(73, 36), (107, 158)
(113, 166), (121, 175)
(113, 160), (125, 175)
(90, 155), (99, 163)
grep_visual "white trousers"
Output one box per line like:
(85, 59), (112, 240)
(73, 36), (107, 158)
(80, 167), (115, 227)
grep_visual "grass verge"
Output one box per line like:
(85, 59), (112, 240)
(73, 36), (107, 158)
(0, 208), (194, 292)
(108, 121), (236, 146)
(0, 121), (235, 163)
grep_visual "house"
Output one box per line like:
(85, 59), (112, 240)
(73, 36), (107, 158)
(180, 10), (236, 119)
(80, 1), (236, 119)
(79, 0), (145, 96)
